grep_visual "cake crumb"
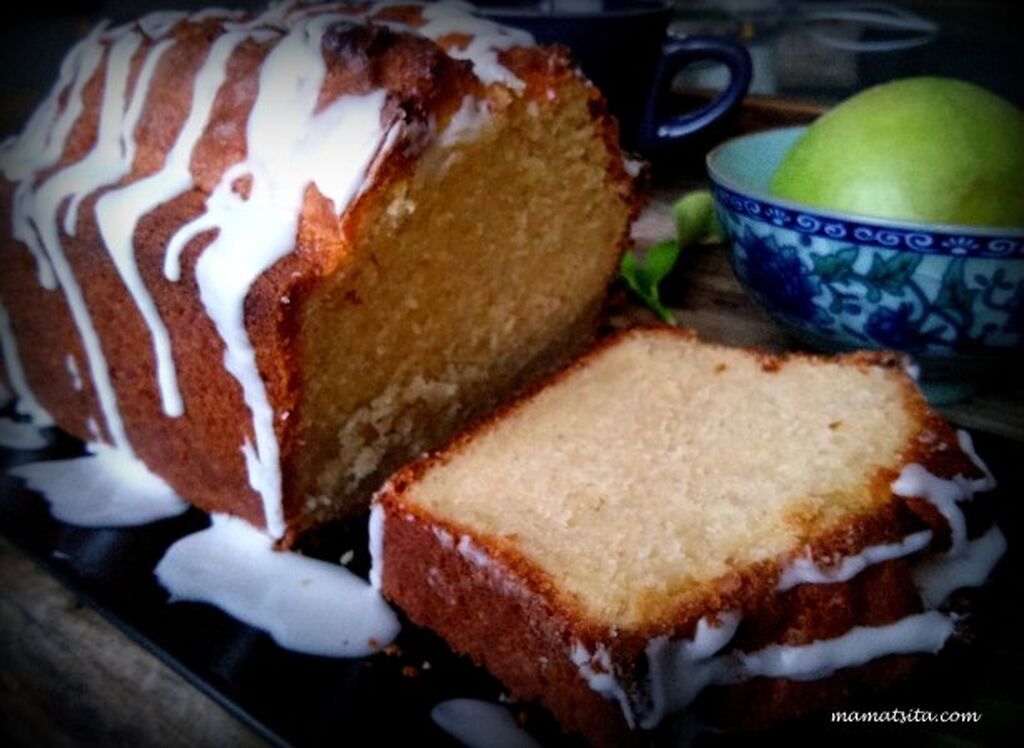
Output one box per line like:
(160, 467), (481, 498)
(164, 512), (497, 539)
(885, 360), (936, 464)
(402, 665), (420, 678)
(383, 643), (403, 657)
(340, 550), (354, 565)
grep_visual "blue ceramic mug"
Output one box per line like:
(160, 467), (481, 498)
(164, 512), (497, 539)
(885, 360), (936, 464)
(477, 1), (752, 153)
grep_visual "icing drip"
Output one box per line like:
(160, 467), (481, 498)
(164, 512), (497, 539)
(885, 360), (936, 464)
(733, 611), (953, 681)
(570, 642), (638, 729)
(10, 28), (175, 454)
(956, 429), (996, 486)
(888, 429), (1005, 603)
(0, 23), (107, 288)
(61, 34), (173, 237)
(778, 529), (933, 591)
(457, 534), (492, 568)
(626, 611), (954, 729)
(164, 12), (396, 538)
(891, 429), (996, 556)
(431, 699), (542, 748)
(368, 501), (385, 590)
(641, 614), (742, 729)
(85, 416), (102, 441)
(0, 299), (54, 426)
(136, 11), (188, 39)
(8, 442), (188, 526)
(913, 525), (1007, 608)
(0, 418), (50, 450)
(64, 353), (83, 392)
(155, 514), (400, 657)
(95, 29), (260, 418)
(438, 95), (490, 148)
(420, 2), (534, 88)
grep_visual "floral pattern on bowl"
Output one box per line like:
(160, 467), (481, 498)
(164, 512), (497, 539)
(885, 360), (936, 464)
(706, 127), (1024, 365)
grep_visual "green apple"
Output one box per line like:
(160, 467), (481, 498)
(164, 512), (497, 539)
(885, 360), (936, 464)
(770, 77), (1024, 227)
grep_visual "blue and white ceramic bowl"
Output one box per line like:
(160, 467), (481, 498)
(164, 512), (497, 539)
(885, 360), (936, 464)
(707, 126), (1024, 403)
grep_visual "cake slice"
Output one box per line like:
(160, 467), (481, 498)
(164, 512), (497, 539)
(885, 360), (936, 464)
(371, 327), (1002, 745)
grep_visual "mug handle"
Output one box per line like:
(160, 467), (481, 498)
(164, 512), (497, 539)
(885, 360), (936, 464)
(638, 36), (752, 151)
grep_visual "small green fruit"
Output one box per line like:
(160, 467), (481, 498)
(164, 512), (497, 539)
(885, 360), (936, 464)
(770, 77), (1024, 227)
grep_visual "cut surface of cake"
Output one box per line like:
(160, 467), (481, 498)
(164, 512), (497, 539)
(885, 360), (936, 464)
(372, 327), (1003, 745)
(0, 1), (636, 542)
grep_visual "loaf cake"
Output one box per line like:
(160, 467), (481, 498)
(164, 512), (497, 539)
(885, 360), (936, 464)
(371, 327), (1003, 745)
(0, 1), (636, 542)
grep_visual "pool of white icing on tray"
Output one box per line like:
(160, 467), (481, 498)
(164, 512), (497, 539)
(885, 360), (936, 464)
(155, 514), (400, 657)
(8, 443), (188, 526)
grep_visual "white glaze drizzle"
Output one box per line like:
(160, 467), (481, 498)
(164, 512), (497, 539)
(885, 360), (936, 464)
(891, 429), (996, 556)
(8, 442), (188, 526)
(64, 353), (83, 391)
(640, 614), (742, 729)
(777, 529), (933, 591)
(136, 11), (188, 39)
(433, 525), (456, 548)
(11, 28), (175, 455)
(85, 416), (102, 441)
(155, 513), (400, 657)
(0, 23), (108, 288)
(419, 2), (534, 89)
(625, 611), (954, 729)
(0, 299), (54, 426)
(95, 29), (260, 418)
(733, 611), (953, 681)
(61, 34), (173, 238)
(431, 698), (542, 748)
(456, 533), (492, 568)
(570, 642), (638, 729)
(368, 501), (386, 590)
(438, 95), (490, 148)
(956, 429), (996, 486)
(913, 524), (1007, 608)
(163, 10), (396, 538)
(0, 418), (50, 450)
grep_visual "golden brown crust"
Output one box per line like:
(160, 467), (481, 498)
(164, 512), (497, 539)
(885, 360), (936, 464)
(375, 326), (991, 744)
(378, 502), (634, 748)
(377, 497), (933, 746)
(0, 10), (634, 540)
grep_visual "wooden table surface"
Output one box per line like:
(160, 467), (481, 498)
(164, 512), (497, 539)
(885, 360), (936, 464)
(2, 95), (1021, 746)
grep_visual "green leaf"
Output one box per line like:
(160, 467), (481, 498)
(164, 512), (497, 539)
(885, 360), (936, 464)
(619, 190), (724, 324)
(865, 252), (921, 294)
(672, 190), (721, 248)
(643, 239), (681, 284)
(812, 247), (858, 282)
(935, 257), (978, 315)
(619, 239), (680, 323)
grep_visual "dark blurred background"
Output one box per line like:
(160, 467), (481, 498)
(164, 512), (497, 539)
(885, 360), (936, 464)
(1, 0), (1021, 137)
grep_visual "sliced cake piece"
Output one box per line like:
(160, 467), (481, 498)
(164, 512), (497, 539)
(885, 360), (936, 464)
(371, 327), (1001, 746)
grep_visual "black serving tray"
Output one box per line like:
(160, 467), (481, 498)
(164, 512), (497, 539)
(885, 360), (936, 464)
(1, 418), (1021, 747)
